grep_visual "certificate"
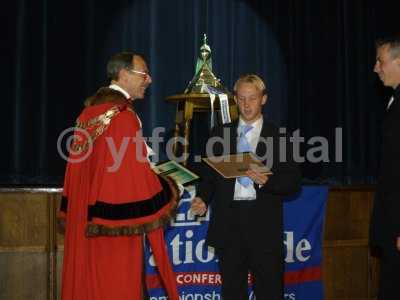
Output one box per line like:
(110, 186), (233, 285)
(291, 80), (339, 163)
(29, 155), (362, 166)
(202, 152), (272, 178)
(153, 160), (200, 186)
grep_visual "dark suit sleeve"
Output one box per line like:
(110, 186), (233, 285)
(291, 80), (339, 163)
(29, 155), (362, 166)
(193, 163), (217, 206)
(255, 130), (301, 197)
(381, 106), (400, 236)
(193, 126), (221, 206)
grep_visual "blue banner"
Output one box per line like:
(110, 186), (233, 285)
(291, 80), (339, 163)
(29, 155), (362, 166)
(145, 186), (328, 300)
(282, 186), (328, 300)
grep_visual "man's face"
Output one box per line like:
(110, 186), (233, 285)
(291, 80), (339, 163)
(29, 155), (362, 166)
(374, 45), (400, 89)
(235, 82), (267, 123)
(123, 55), (152, 100)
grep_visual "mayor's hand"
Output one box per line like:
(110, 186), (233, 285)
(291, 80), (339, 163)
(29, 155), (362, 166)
(397, 236), (400, 252)
(246, 168), (269, 185)
(190, 197), (207, 216)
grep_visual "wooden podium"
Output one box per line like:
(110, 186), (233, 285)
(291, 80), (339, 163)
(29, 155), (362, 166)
(166, 93), (238, 165)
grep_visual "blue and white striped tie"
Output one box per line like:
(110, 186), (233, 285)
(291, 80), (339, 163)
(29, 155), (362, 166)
(237, 124), (253, 186)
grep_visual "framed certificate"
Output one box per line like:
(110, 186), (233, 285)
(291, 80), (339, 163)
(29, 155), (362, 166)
(153, 160), (200, 186)
(202, 152), (272, 178)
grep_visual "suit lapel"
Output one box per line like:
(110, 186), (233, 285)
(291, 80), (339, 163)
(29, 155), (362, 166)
(225, 121), (239, 191)
(387, 94), (400, 114)
(255, 120), (271, 159)
(229, 120), (239, 155)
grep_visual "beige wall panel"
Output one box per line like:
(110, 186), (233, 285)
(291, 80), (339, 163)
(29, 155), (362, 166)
(0, 193), (48, 247)
(325, 189), (374, 241)
(323, 245), (369, 300)
(56, 249), (64, 300)
(55, 195), (64, 247)
(0, 251), (48, 300)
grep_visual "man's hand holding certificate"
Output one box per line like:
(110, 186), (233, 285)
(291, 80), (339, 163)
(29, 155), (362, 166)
(246, 166), (269, 185)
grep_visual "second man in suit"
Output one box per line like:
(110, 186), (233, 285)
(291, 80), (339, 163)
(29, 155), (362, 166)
(370, 35), (400, 300)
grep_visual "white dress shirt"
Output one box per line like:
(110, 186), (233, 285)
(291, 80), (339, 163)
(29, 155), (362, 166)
(233, 117), (263, 201)
(387, 96), (395, 110)
(109, 83), (130, 99)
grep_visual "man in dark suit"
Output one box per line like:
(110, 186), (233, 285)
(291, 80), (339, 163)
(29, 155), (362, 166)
(191, 74), (301, 299)
(370, 36), (400, 299)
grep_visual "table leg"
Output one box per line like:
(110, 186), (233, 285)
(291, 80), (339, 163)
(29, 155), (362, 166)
(229, 103), (238, 121)
(183, 119), (191, 165)
(172, 122), (180, 156)
(183, 101), (194, 165)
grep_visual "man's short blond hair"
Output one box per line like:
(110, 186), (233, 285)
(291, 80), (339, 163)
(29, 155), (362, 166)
(233, 74), (267, 95)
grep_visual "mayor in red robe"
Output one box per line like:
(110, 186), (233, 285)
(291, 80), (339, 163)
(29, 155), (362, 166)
(58, 52), (180, 300)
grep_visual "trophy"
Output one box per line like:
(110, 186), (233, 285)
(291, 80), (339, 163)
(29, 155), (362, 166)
(184, 34), (228, 94)
(166, 34), (237, 165)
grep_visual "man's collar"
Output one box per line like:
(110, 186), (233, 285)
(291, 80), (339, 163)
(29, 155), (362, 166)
(394, 84), (400, 99)
(238, 116), (263, 131)
(387, 84), (400, 110)
(109, 84), (130, 99)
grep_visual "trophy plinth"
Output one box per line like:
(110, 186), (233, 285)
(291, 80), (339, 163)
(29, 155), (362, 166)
(166, 93), (238, 165)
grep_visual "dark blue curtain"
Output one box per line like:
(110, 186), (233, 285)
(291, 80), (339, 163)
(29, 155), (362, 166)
(3, 0), (399, 185)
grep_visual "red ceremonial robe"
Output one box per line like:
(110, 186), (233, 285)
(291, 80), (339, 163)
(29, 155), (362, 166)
(59, 94), (179, 300)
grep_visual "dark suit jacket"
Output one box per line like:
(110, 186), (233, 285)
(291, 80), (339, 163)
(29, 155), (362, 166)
(370, 86), (400, 256)
(196, 119), (302, 251)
